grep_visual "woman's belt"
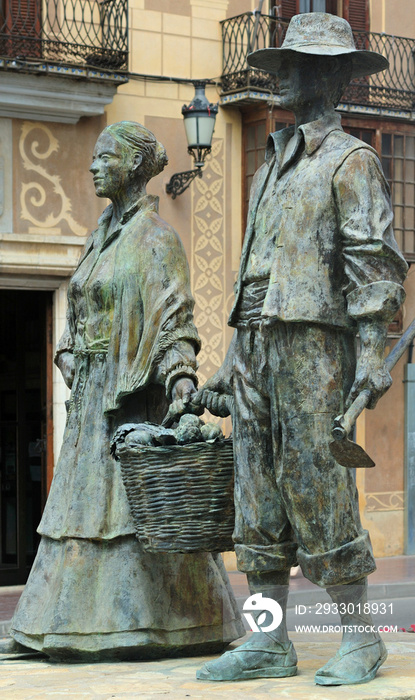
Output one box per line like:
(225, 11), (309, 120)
(73, 340), (109, 359)
(68, 341), (109, 442)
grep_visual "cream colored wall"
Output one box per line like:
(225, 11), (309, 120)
(105, 2), (242, 567)
(53, 281), (71, 463)
(353, 267), (415, 558)
(370, 0), (415, 37)
(106, 0), (243, 378)
(226, 0), (251, 17)
(53, 0), (415, 522)
(106, 0), (415, 566)
(0, 114), (106, 463)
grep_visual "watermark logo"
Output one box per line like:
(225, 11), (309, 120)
(242, 593), (283, 633)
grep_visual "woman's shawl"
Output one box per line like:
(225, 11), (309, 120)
(104, 202), (200, 413)
(56, 196), (200, 414)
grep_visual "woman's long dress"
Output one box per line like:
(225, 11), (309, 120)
(10, 196), (244, 661)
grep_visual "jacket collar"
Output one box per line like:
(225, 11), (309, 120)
(92, 194), (159, 251)
(97, 194), (159, 228)
(265, 111), (343, 163)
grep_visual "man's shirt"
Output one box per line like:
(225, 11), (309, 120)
(230, 111), (407, 329)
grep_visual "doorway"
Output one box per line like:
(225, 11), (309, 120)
(0, 290), (53, 585)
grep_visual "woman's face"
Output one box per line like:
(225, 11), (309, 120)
(90, 132), (136, 200)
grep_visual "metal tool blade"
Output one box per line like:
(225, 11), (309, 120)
(329, 438), (376, 469)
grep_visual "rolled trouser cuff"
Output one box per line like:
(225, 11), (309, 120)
(234, 541), (298, 573)
(297, 531), (376, 587)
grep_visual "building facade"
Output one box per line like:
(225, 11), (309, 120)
(0, 0), (414, 584)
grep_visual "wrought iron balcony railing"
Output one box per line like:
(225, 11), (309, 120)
(0, 0), (128, 72)
(221, 12), (415, 111)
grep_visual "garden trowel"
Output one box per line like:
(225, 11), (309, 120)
(329, 318), (415, 469)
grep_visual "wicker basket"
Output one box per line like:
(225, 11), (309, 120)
(116, 438), (235, 553)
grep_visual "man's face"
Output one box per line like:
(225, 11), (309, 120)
(278, 53), (331, 112)
(90, 132), (135, 199)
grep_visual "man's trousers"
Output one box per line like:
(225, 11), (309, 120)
(231, 320), (376, 587)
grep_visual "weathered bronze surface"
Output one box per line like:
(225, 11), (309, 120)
(330, 317), (415, 467)
(7, 121), (244, 662)
(195, 13), (407, 687)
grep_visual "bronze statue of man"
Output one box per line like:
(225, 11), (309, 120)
(195, 13), (407, 686)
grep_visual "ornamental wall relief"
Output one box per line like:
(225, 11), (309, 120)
(19, 123), (87, 236)
(365, 491), (404, 512)
(13, 117), (105, 238)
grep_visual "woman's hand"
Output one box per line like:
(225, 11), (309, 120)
(163, 377), (204, 427)
(171, 377), (197, 405)
(56, 351), (75, 389)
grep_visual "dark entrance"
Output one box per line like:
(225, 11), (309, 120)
(0, 290), (53, 585)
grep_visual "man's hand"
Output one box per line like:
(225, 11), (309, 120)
(347, 351), (392, 410)
(347, 321), (391, 410)
(56, 351), (75, 389)
(192, 332), (236, 418)
(193, 374), (233, 418)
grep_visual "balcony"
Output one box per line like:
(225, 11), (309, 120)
(221, 12), (415, 113)
(0, 0), (128, 122)
(0, 0), (128, 71)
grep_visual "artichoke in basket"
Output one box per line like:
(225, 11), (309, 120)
(178, 414), (204, 426)
(111, 415), (226, 454)
(142, 422), (177, 446)
(201, 422), (224, 442)
(125, 428), (155, 448)
(110, 423), (177, 457)
(175, 414), (203, 444)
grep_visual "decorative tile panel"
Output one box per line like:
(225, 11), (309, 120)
(365, 491), (404, 512)
(191, 138), (226, 386)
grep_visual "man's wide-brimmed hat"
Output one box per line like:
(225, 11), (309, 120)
(247, 13), (388, 79)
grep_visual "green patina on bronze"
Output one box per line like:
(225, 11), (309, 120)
(6, 121), (244, 662)
(195, 12), (407, 687)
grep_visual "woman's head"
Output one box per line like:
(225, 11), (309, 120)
(90, 122), (168, 201)
(104, 122), (168, 183)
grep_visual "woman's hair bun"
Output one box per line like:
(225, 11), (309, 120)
(103, 122), (169, 184)
(154, 141), (168, 176)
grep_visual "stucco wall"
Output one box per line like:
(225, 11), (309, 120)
(106, 0), (244, 401)
(104, 0), (415, 560)
(370, 0), (415, 37)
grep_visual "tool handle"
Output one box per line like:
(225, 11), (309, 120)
(333, 318), (415, 440)
(385, 318), (415, 371)
(332, 389), (371, 440)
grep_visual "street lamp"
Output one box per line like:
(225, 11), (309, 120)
(166, 82), (218, 199)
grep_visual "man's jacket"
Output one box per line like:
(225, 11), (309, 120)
(229, 112), (407, 329)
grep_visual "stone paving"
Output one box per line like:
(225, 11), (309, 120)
(0, 632), (414, 699)
(1, 559), (414, 698)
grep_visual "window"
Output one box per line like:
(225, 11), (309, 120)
(343, 126), (375, 148)
(242, 112), (294, 230)
(274, 120), (292, 131)
(382, 133), (415, 260)
(0, 0), (42, 59)
(299, 0), (331, 12)
(243, 121), (267, 225)
(273, 1), (368, 32)
(346, 0), (369, 32)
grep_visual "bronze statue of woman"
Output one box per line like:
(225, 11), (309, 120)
(7, 122), (243, 661)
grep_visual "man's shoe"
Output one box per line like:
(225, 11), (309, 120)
(314, 637), (387, 686)
(196, 636), (297, 681)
